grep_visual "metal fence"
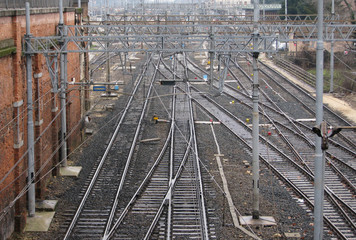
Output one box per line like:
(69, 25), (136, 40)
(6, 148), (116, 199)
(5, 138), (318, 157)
(0, 0), (75, 9)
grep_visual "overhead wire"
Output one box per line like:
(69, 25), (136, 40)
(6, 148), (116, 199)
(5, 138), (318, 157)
(2, 52), (262, 239)
(0, 80), (108, 191)
(0, 91), (76, 191)
(0, 54), (149, 220)
(148, 54), (261, 238)
(0, 87), (84, 190)
(0, 90), (129, 221)
(0, 56), (84, 139)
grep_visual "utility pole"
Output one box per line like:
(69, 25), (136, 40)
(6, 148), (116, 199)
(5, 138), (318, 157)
(251, 0), (260, 220)
(314, 0), (325, 238)
(59, 0), (68, 167)
(141, 0), (145, 15)
(329, 0), (335, 93)
(105, 0), (108, 18)
(25, 1), (36, 218)
(100, 0), (103, 21)
(105, 39), (112, 96)
(209, 26), (215, 91)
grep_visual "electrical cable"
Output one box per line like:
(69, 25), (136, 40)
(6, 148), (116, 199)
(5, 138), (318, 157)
(0, 54), (150, 219)
(0, 84), (83, 189)
(0, 95), (129, 221)
(0, 59), (84, 139)
(149, 55), (261, 237)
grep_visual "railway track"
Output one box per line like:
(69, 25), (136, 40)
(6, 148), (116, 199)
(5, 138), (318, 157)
(181, 53), (356, 239)
(102, 85), (210, 240)
(56, 48), (355, 239)
(187, 84), (356, 239)
(62, 54), (155, 239)
(187, 54), (356, 169)
(274, 57), (316, 87)
(256, 59), (356, 149)
(60, 53), (215, 239)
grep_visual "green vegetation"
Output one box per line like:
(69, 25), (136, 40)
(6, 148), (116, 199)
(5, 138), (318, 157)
(307, 68), (355, 93)
(0, 46), (16, 58)
(0, 38), (16, 58)
(263, 0), (282, 4)
(278, 0), (317, 15)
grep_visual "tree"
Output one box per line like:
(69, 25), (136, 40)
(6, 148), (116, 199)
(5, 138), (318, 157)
(279, 0), (317, 15)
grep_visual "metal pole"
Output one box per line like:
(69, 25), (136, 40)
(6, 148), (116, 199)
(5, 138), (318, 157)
(285, 0), (287, 17)
(103, 0), (106, 21)
(252, 0), (260, 220)
(141, 0), (144, 15)
(167, 86), (176, 240)
(59, 0), (64, 25)
(329, 0), (335, 93)
(106, 40), (111, 95)
(106, 0), (108, 18)
(25, 1), (36, 218)
(60, 51), (68, 167)
(209, 26), (214, 91)
(100, 0), (103, 21)
(209, 51), (214, 90)
(314, 0), (325, 238)
(59, 1), (68, 167)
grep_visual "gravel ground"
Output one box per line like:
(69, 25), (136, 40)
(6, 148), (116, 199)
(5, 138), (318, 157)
(11, 53), (340, 240)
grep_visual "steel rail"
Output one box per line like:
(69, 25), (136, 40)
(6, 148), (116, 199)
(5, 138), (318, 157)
(187, 82), (209, 240)
(182, 52), (356, 238)
(159, 55), (184, 80)
(103, 53), (161, 238)
(149, 55), (209, 238)
(223, 70), (356, 197)
(258, 60), (354, 126)
(166, 86), (176, 240)
(63, 53), (152, 240)
(188, 85), (355, 239)
(223, 81), (316, 154)
(189, 87), (347, 239)
(185, 55), (355, 178)
(274, 120), (356, 179)
(101, 118), (174, 240)
(103, 68), (189, 239)
(185, 55), (309, 141)
(143, 136), (193, 240)
(228, 56), (356, 151)
(206, 63), (356, 212)
(257, 60), (356, 150)
(228, 57), (356, 156)
(271, 119), (356, 195)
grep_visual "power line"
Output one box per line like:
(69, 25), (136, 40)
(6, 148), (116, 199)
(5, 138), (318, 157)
(0, 80), (136, 222)
(0, 62), (84, 140)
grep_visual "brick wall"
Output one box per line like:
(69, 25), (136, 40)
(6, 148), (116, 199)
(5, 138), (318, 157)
(0, 7), (83, 239)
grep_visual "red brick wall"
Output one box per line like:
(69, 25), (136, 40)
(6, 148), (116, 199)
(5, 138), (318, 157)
(0, 8), (82, 239)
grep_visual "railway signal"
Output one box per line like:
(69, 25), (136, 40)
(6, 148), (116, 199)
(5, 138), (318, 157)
(312, 121), (356, 150)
